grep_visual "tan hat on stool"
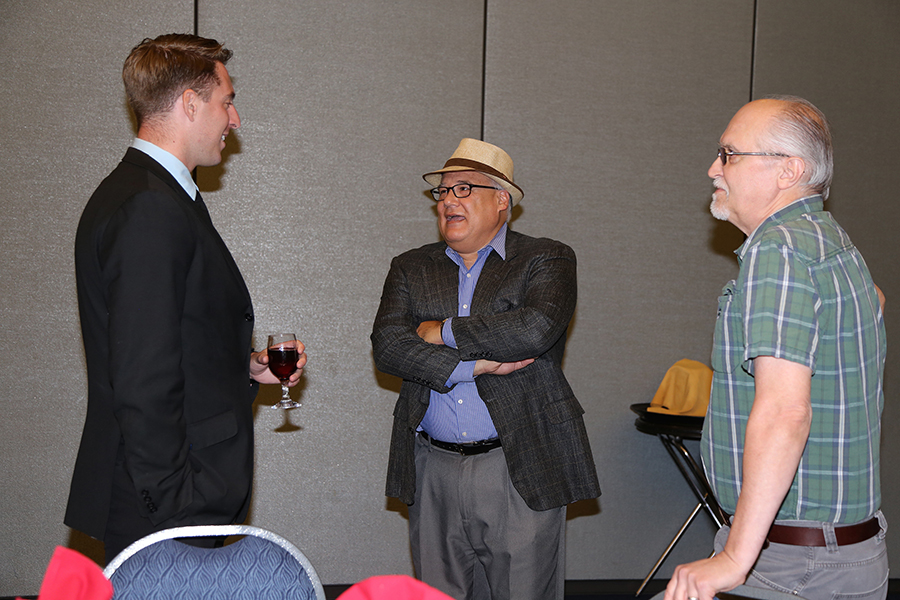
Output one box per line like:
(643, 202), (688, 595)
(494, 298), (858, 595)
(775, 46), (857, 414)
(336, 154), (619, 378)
(423, 138), (524, 206)
(646, 359), (713, 418)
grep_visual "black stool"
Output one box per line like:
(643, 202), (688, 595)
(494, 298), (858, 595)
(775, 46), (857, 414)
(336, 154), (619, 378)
(630, 402), (729, 595)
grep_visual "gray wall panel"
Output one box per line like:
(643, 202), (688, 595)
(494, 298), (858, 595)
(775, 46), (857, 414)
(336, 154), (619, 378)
(753, 0), (900, 573)
(0, 1), (194, 592)
(195, 0), (485, 585)
(483, 0), (754, 578)
(1, 0), (898, 594)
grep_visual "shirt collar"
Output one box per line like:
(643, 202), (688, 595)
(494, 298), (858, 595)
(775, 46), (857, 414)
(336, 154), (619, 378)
(445, 223), (508, 264)
(737, 195), (824, 261)
(131, 138), (199, 200)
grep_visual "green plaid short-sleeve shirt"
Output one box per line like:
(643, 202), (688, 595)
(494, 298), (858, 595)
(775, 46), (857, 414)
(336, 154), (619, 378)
(701, 196), (886, 524)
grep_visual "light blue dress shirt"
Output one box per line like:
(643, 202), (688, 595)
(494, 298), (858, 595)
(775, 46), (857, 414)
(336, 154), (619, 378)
(419, 225), (508, 443)
(131, 138), (199, 200)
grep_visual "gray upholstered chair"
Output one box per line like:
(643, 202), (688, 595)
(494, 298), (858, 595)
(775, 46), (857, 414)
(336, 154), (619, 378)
(103, 524), (325, 600)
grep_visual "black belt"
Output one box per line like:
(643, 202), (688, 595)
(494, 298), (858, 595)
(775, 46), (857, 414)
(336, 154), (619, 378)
(767, 517), (881, 547)
(419, 432), (502, 455)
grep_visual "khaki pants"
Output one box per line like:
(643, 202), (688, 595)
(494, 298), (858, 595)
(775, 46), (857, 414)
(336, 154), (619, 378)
(715, 513), (888, 600)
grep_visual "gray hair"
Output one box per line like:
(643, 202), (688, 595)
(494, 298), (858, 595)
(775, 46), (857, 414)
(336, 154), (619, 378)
(760, 95), (834, 199)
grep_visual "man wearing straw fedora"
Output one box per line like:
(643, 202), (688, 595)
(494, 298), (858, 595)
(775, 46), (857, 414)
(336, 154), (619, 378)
(372, 138), (600, 600)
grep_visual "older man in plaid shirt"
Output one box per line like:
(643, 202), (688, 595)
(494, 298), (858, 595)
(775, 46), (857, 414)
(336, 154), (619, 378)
(666, 97), (887, 600)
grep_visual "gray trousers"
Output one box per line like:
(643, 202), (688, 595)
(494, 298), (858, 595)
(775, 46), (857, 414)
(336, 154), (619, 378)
(715, 512), (889, 600)
(409, 433), (566, 600)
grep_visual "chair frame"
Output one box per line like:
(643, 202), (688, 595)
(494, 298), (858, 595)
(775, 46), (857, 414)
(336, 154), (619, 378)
(631, 403), (730, 595)
(103, 524), (325, 600)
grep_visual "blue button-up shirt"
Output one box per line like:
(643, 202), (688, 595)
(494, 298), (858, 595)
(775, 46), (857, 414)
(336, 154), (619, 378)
(419, 225), (508, 443)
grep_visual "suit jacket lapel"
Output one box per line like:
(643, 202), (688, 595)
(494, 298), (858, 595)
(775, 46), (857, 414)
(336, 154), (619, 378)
(470, 232), (518, 315)
(194, 192), (253, 304)
(427, 245), (461, 318)
(124, 148), (252, 304)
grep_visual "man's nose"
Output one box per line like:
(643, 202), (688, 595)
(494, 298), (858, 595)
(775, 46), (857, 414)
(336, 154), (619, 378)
(708, 156), (722, 179)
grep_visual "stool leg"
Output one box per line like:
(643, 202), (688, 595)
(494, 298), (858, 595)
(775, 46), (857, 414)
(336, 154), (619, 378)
(659, 435), (729, 528)
(635, 501), (704, 596)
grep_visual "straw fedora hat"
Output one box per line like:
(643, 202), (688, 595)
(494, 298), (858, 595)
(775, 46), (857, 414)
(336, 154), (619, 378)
(423, 138), (524, 205)
(646, 358), (712, 418)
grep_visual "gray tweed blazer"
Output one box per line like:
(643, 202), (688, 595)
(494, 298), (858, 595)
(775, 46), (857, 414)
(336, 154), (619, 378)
(371, 229), (600, 511)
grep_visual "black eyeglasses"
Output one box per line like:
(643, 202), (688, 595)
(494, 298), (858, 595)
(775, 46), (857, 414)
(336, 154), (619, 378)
(430, 183), (498, 202)
(718, 146), (789, 165)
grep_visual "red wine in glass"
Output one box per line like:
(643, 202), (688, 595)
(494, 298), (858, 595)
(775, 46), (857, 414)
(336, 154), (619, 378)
(268, 348), (299, 381)
(268, 333), (301, 409)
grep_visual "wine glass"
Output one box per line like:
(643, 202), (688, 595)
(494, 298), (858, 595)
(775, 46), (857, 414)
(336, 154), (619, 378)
(267, 333), (301, 409)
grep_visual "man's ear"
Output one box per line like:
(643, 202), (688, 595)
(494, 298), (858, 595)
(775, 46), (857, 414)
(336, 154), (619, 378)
(777, 156), (807, 190)
(181, 89), (199, 121)
(497, 189), (510, 211)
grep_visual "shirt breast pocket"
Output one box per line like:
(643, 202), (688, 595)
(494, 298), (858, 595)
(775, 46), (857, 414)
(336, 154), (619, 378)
(711, 281), (744, 374)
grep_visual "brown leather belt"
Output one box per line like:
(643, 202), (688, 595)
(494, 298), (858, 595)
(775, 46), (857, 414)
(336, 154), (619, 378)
(767, 517), (881, 547)
(419, 432), (502, 455)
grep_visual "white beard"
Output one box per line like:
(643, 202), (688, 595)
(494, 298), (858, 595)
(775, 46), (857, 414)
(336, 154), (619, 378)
(709, 179), (730, 221)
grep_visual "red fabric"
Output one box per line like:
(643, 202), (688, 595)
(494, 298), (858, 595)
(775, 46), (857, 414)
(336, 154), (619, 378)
(337, 575), (455, 599)
(18, 546), (112, 600)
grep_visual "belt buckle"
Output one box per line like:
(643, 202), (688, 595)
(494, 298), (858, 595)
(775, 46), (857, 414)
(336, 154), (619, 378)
(456, 440), (480, 455)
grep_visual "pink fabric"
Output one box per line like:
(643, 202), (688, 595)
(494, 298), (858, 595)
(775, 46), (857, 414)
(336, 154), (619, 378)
(337, 575), (455, 600)
(18, 546), (112, 600)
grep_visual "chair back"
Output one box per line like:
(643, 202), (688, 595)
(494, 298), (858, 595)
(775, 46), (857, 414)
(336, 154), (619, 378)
(103, 524), (325, 600)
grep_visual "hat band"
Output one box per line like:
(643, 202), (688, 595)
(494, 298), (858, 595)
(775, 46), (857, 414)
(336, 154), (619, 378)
(443, 158), (514, 186)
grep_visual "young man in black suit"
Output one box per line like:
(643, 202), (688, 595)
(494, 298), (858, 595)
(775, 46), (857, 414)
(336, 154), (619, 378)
(372, 138), (600, 600)
(65, 33), (306, 563)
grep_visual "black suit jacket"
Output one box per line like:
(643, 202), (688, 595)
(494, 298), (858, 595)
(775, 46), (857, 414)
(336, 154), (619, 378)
(65, 148), (257, 540)
(372, 230), (600, 510)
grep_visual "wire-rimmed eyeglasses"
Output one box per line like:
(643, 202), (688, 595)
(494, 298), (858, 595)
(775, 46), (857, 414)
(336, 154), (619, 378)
(718, 146), (789, 165)
(430, 183), (498, 202)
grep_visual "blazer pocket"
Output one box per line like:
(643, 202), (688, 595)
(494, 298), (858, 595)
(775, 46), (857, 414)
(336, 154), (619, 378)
(542, 396), (585, 424)
(187, 411), (238, 450)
